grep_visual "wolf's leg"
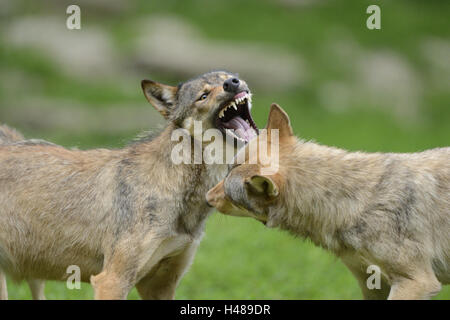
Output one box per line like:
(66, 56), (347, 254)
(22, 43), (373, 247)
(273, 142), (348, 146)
(27, 279), (46, 300)
(388, 270), (441, 300)
(0, 271), (7, 300)
(342, 259), (390, 300)
(136, 240), (199, 300)
(91, 236), (165, 300)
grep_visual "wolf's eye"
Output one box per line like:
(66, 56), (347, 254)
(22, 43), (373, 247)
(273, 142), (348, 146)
(198, 92), (209, 101)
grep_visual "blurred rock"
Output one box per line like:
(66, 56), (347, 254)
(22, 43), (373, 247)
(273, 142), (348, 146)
(0, 0), (16, 18)
(40, 0), (133, 15)
(133, 15), (305, 91)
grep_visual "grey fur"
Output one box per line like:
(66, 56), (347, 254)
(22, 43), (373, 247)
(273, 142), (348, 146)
(207, 104), (449, 300)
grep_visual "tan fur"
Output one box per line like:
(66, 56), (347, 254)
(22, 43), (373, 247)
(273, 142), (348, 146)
(0, 71), (253, 299)
(0, 125), (25, 143)
(0, 125), (46, 300)
(207, 104), (450, 300)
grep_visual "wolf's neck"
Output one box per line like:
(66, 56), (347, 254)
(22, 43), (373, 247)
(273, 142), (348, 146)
(272, 140), (385, 253)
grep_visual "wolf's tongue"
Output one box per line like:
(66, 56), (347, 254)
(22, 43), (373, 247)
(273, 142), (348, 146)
(222, 117), (256, 141)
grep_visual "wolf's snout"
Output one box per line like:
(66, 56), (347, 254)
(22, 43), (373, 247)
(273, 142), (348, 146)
(223, 77), (240, 93)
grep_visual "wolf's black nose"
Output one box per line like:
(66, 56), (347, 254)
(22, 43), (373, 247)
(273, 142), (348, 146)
(223, 78), (240, 92)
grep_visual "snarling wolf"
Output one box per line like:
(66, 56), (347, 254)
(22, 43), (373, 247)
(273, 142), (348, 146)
(0, 71), (258, 299)
(207, 104), (449, 300)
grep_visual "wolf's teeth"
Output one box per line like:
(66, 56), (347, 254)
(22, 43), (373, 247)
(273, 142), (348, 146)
(219, 109), (225, 118)
(233, 103), (238, 110)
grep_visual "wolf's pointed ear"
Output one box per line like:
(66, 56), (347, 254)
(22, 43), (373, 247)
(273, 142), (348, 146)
(246, 175), (279, 198)
(266, 103), (293, 138)
(141, 80), (178, 119)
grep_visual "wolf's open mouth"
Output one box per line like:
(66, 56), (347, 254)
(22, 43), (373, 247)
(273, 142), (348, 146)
(215, 91), (259, 142)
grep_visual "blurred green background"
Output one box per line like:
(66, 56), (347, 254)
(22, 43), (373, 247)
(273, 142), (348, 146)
(0, 0), (449, 299)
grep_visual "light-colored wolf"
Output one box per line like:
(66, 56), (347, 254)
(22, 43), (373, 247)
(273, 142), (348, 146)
(0, 71), (258, 299)
(207, 103), (449, 300)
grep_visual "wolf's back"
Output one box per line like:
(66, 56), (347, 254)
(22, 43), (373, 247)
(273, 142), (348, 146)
(0, 125), (25, 144)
